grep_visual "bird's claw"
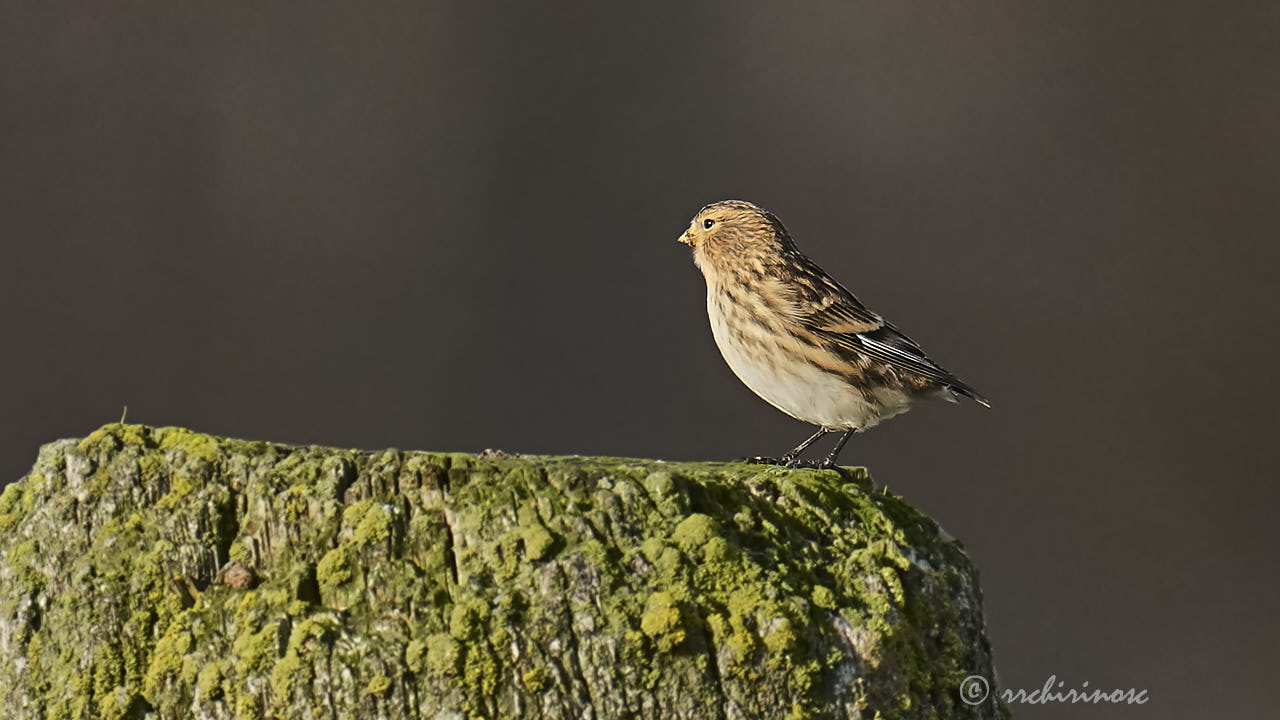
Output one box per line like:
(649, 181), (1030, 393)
(785, 458), (831, 469)
(741, 456), (835, 469)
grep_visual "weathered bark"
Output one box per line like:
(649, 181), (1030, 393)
(0, 424), (1008, 719)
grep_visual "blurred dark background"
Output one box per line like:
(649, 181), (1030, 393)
(3, 2), (1278, 717)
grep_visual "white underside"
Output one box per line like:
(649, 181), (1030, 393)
(707, 289), (915, 430)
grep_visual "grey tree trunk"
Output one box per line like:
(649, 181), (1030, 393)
(0, 424), (1009, 719)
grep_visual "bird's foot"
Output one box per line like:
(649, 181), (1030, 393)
(742, 455), (787, 466)
(785, 458), (832, 469)
(741, 456), (832, 469)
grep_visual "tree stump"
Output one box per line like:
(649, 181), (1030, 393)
(0, 424), (1008, 719)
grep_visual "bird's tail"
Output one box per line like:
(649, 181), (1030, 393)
(947, 380), (990, 408)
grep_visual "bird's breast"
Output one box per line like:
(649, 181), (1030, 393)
(705, 285), (912, 430)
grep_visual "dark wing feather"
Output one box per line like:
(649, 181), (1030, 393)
(786, 255), (989, 405)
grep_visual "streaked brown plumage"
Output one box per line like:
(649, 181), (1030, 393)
(678, 200), (988, 468)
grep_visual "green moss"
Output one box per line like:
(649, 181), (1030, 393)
(671, 513), (719, 553)
(365, 673), (393, 696)
(640, 536), (665, 563)
(227, 539), (251, 564)
(195, 662), (223, 699)
(269, 643), (304, 697)
(0, 482), (26, 532)
(640, 591), (685, 652)
(702, 535), (735, 564)
(9, 539), (46, 593)
(282, 484), (311, 523)
(449, 599), (489, 641)
(521, 523), (555, 561)
(404, 639), (427, 673)
(462, 644), (501, 698)
(652, 543), (685, 579)
(644, 470), (674, 494)
(521, 667), (548, 693)
(342, 498), (373, 526)
(118, 424), (151, 447)
(353, 502), (394, 545)
(424, 634), (461, 675)
(317, 545), (354, 589)
(155, 426), (220, 464)
(79, 426), (118, 451)
(762, 616), (799, 655)
(235, 691), (263, 720)
(267, 616), (335, 709)
(233, 625), (280, 677)
(577, 538), (610, 568)
(167, 473), (197, 500)
(137, 455), (166, 486)
(78, 423), (152, 453)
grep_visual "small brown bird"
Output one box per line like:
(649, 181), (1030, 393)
(679, 200), (988, 468)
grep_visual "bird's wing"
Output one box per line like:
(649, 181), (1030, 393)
(783, 256), (988, 404)
(781, 261), (883, 334)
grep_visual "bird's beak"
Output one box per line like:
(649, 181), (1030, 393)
(677, 230), (693, 246)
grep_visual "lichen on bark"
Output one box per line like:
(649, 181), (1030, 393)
(0, 424), (1009, 719)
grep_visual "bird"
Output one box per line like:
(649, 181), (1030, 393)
(678, 199), (988, 468)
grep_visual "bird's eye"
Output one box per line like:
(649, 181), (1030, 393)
(703, 219), (716, 229)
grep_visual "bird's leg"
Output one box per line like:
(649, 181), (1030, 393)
(781, 428), (831, 466)
(744, 428), (829, 466)
(818, 429), (857, 468)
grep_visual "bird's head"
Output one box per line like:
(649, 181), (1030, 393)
(678, 200), (793, 272)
